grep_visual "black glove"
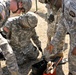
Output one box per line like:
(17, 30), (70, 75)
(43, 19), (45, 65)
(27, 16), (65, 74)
(48, 14), (54, 23)
(38, 47), (42, 52)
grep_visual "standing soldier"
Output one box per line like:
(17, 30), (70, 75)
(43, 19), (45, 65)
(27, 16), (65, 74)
(39, 0), (65, 75)
(0, 0), (32, 75)
(47, 0), (76, 75)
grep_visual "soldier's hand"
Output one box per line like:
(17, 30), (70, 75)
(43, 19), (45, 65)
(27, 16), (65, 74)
(46, 44), (54, 53)
(72, 46), (76, 55)
(38, 47), (42, 52)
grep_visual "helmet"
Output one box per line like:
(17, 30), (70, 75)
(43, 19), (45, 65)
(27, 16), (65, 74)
(17, 0), (32, 13)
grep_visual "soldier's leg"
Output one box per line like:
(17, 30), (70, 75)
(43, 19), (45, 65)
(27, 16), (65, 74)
(0, 43), (21, 75)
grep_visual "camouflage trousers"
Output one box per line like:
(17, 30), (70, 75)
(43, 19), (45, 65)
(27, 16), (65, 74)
(0, 34), (20, 75)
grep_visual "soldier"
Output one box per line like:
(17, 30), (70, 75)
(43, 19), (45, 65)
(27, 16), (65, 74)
(47, 0), (76, 75)
(3, 12), (42, 68)
(39, 0), (62, 45)
(39, 0), (65, 75)
(0, 0), (32, 75)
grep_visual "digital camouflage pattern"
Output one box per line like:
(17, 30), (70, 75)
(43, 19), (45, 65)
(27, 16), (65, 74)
(0, 0), (10, 27)
(39, 0), (65, 75)
(0, 0), (24, 75)
(39, 0), (64, 52)
(51, 0), (76, 75)
(46, 6), (65, 75)
(3, 12), (41, 65)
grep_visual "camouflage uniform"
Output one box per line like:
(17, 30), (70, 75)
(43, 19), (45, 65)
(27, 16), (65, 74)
(51, 0), (76, 75)
(3, 12), (41, 65)
(0, 0), (31, 75)
(39, 0), (64, 51)
(39, 0), (65, 75)
(46, 4), (64, 52)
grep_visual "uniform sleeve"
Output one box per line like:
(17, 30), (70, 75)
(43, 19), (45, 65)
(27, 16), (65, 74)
(0, 3), (5, 21)
(51, 19), (67, 46)
(3, 16), (19, 30)
(31, 29), (41, 48)
(2, 17), (18, 38)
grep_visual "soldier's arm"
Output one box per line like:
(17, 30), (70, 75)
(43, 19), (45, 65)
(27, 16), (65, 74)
(31, 29), (42, 52)
(0, 4), (5, 22)
(46, 19), (67, 52)
(26, 12), (42, 51)
(1, 19), (13, 39)
(51, 19), (67, 47)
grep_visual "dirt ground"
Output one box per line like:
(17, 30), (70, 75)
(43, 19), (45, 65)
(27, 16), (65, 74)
(1, 0), (70, 75)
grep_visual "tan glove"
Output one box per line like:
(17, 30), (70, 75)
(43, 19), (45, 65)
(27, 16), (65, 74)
(72, 46), (76, 55)
(46, 44), (54, 53)
(44, 44), (54, 61)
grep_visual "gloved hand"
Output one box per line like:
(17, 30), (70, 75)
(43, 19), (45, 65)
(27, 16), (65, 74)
(72, 46), (76, 55)
(48, 14), (54, 23)
(43, 44), (54, 61)
(46, 44), (54, 53)
(38, 47), (42, 52)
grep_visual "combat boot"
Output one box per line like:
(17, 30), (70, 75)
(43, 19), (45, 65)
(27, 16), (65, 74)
(10, 71), (21, 75)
